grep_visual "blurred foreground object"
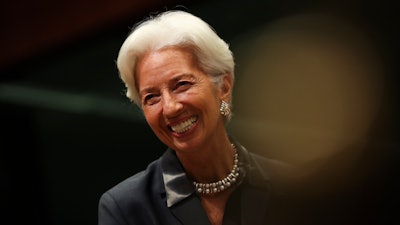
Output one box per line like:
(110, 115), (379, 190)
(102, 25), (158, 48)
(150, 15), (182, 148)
(230, 12), (399, 225)
(232, 12), (392, 175)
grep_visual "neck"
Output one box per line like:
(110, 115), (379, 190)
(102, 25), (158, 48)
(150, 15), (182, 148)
(182, 141), (233, 175)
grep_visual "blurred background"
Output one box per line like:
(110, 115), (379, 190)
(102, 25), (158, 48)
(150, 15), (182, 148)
(1, 0), (398, 224)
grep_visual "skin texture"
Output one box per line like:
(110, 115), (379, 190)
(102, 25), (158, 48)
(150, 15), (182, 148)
(135, 46), (234, 225)
(135, 46), (232, 156)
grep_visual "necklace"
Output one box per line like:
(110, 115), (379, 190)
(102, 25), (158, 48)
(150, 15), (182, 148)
(193, 144), (240, 195)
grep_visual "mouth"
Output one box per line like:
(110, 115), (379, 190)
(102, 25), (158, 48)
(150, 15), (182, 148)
(169, 116), (198, 134)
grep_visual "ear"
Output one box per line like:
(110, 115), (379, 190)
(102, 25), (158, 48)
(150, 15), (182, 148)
(220, 73), (233, 101)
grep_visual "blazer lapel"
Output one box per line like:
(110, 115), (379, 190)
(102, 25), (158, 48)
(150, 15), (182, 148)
(241, 186), (270, 225)
(170, 193), (211, 225)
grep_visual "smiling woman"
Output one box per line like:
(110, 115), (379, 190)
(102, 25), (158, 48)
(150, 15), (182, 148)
(135, 47), (227, 151)
(97, 9), (289, 225)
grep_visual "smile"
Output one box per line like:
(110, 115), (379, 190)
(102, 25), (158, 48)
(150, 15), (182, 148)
(170, 116), (198, 134)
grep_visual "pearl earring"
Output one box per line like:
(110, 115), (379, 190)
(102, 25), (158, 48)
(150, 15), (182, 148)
(220, 100), (231, 118)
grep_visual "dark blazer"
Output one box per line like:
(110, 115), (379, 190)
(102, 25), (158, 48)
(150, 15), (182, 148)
(98, 141), (286, 225)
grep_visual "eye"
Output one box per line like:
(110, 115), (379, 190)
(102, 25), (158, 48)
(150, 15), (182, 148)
(143, 94), (160, 105)
(174, 81), (192, 92)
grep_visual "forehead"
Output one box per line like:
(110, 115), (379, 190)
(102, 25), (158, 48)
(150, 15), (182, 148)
(135, 47), (207, 90)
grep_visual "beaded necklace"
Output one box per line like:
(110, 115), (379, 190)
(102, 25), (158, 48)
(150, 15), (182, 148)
(193, 144), (240, 195)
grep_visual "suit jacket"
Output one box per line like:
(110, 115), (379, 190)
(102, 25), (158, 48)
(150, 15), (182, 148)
(98, 140), (286, 225)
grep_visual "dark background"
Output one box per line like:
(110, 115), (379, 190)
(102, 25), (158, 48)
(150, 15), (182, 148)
(1, 0), (398, 225)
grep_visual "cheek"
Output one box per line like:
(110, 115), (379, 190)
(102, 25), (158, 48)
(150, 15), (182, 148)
(200, 98), (220, 120)
(143, 108), (159, 126)
(144, 114), (164, 136)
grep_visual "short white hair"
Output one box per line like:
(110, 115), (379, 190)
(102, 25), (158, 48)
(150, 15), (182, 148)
(116, 10), (235, 106)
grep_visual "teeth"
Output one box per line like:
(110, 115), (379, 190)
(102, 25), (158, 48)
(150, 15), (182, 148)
(171, 117), (197, 133)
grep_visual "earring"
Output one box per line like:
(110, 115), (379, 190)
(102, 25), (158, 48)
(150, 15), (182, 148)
(220, 100), (231, 118)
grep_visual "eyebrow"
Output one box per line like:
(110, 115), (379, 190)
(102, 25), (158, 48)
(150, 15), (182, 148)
(139, 73), (195, 96)
(170, 73), (195, 83)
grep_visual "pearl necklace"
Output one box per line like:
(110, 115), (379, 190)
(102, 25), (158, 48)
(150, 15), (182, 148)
(193, 144), (240, 195)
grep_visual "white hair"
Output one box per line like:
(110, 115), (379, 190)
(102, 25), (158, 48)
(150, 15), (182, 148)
(116, 10), (235, 106)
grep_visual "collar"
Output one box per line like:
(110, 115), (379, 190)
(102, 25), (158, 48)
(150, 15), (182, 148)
(161, 138), (272, 207)
(161, 149), (194, 207)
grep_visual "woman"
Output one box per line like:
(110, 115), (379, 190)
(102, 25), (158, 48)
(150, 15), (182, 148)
(98, 10), (281, 225)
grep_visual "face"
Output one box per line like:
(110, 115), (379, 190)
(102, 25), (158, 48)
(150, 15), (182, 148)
(135, 47), (231, 152)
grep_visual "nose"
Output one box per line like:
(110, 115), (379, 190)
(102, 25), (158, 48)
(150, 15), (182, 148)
(162, 92), (183, 118)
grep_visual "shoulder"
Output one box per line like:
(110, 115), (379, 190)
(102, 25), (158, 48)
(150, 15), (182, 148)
(98, 154), (174, 225)
(248, 151), (294, 178)
(235, 140), (295, 192)
(101, 157), (164, 205)
(230, 136), (293, 177)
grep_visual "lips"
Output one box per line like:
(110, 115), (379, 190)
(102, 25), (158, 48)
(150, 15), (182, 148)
(170, 116), (198, 134)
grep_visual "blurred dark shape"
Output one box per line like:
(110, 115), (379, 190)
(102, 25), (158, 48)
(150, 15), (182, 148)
(230, 12), (399, 225)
